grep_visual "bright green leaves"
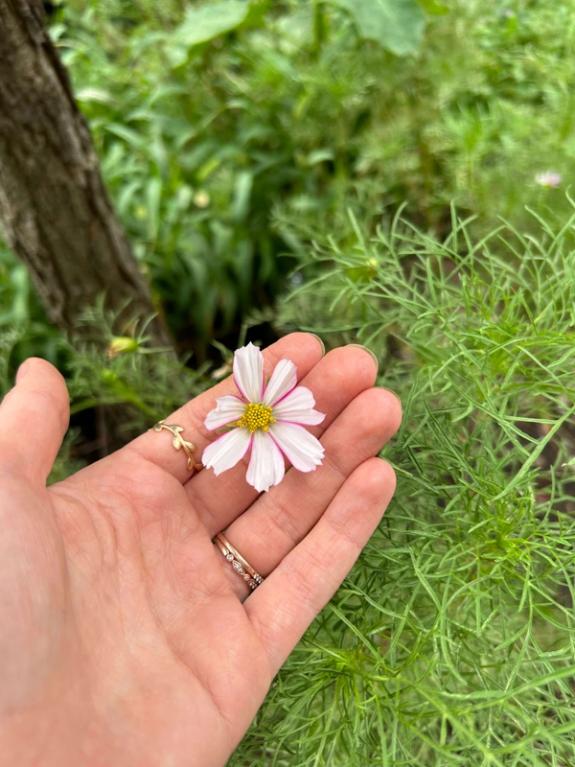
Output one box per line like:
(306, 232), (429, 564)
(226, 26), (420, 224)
(177, 0), (250, 47)
(171, 0), (428, 61)
(330, 0), (427, 55)
(416, 0), (449, 14)
(169, 1), (251, 66)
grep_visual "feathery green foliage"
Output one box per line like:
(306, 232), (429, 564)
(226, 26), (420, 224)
(229, 210), (575, 765)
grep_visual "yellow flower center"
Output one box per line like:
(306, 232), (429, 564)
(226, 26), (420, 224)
(236, 403), (276, 433)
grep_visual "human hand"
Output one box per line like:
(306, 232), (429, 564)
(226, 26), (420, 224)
(0, 334), (401, 767)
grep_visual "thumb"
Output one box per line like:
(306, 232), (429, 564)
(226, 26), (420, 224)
(0, 358), (70, 485)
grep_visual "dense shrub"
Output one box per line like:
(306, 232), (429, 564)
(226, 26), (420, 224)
(235, 210), (575, 765)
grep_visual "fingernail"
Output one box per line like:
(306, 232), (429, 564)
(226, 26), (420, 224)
(309, 333), (326, 356)
(347, 343), (379, 369)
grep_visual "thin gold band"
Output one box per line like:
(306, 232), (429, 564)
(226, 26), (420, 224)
(153, 420), (203, 473)
(214, 533), (264, 591)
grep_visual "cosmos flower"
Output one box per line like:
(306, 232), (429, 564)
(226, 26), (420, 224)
(534, 171), (562, 189)
(202, 343), (325, 492)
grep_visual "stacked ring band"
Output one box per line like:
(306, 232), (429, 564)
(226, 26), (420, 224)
(214, 532), (264, 591)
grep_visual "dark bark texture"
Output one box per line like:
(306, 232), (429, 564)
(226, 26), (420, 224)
(0, 0), (171, 344)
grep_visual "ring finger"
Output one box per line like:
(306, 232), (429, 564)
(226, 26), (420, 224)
(213, 385), (401, 598)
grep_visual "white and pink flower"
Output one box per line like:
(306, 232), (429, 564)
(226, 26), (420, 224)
(202, 343), (325, 492)
(534, 170), (562, 188)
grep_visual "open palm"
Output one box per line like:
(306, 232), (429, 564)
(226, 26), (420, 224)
(0, 333), (401, 767)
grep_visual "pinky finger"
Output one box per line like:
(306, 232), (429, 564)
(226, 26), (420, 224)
(245, 457), (397, 676)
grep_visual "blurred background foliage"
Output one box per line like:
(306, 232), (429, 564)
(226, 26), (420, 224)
(1, 0), (575, 763)
(3, 0), (575, 368)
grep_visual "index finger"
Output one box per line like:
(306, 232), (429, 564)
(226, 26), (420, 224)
(124, 333), (325, 482)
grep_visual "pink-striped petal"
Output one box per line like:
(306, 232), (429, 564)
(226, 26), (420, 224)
(233, 342), (264, 402)
(262, 359), (297, 406)
(202, 428), (251, 476)
(269, 422), (324, 473)
(272, 386), (325, 426)
(204, 395), (246, 430)
(246, 431), (285, 493)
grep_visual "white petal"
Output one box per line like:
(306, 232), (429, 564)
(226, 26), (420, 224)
(202, 428), (251, 476)
(270, 422), (324, 473)
(272, 386), (325, 426)
(262, 359), (297, 406)
(246, 431), (285, 493)
(204, 395), (245, 430)
(233, 342), (264, 402)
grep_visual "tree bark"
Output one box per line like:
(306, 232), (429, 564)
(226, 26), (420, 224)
(0, 0), (171, 345)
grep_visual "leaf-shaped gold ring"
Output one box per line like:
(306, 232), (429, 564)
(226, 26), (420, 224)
(153, 420), (203, 473)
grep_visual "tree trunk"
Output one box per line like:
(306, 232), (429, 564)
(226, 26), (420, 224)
(0, 0), (171, 346)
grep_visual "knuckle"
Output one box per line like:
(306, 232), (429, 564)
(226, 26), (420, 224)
(321, 450), (347, 483)
(265, 492), (306, 549)
(325, 512), (365, 553)
(288, 555), (324, 613)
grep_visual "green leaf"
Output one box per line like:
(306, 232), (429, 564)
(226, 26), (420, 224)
(75, 87), (112, 104)
(417, 0), (448, 14)
(330, 0), (426, 55)
(176, 1), (251, 48)
(232, 171), (253, 221)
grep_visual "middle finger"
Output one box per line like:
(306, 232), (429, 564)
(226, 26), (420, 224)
(186, 345), (379, 532)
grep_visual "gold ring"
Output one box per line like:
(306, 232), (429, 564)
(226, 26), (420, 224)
(214, 532), (264, 591)
(153, 420), (203, 473)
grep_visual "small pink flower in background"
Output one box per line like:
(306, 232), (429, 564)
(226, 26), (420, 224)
(202, 343), (325, 492)
(534, 170), (562, 189)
